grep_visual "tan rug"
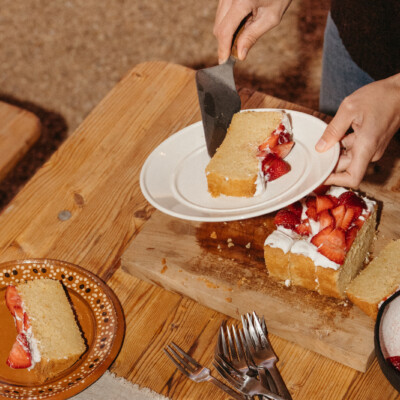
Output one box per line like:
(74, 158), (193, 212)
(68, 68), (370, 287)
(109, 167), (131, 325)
(72, 371), (169, 400)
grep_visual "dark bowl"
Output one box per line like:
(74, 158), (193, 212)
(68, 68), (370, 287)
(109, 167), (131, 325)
(375, 290), (400, 393)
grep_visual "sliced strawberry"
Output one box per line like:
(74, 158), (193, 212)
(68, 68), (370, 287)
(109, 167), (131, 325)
(338, 191), (367, 210)
(331, 205), (345, 228)
(354, 218), (365, 229)
(345, 226), (359, 251)
(274, 209), (300, 230)
(306, 205), (318, 221)
(327, 195), (339, 208)
(261, 153), (279, 174)
(387, 356), (400, 371)
(288, 201), (303, 218)
(277, 130), (291, 144)
(5, 286), (22, 316)
(311, 226), (334, 248)
(23, 312), (31, 331)
(318, 209), (335, 230)
(318, 242), (346, 264)
(341, 207), (355, 231)
(295, 221), (312, 236)
(316, 195), (335, 213)
(305, 196), (316, 208)
(313, 185), (330, 196)
(6, 333), (32, 369)
(258, 134), (279, 151)
(266, 158), (291, 181)
(270, 141), (294, 159)
(316, 228), (347, 264)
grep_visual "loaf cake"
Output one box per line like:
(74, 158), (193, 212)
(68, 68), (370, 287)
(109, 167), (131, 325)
(5, 278), (87, 382)
(346, 239), (400, 319)
(264, 186), (377, 299)
(205, 110), (294, 197)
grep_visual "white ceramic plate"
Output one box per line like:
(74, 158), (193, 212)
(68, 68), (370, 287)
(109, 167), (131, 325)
(140, 109), (339, 222)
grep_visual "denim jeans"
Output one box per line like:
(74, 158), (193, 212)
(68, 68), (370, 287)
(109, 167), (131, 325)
(319, 12), (374, 116)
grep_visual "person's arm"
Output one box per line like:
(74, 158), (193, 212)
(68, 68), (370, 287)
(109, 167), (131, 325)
(316, 73), (400, 188)
(213, 0), (292, 63)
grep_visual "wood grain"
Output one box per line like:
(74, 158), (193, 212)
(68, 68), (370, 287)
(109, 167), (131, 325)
(0, 62), (398, 399)
(0, 101), (41, 181)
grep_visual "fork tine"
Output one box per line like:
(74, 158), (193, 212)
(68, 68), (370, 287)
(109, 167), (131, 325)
(241, 314), (254, 352)
(217, 321), (227, 358)
(238, 328), (254, 365)
(227, 324), (239, 361)
(232, 324), (244, 362)
(252, 312), (268, 348)
(164, 348), (192, 377)
(170, 342), (200, 370)
(246, 313), (261, 351)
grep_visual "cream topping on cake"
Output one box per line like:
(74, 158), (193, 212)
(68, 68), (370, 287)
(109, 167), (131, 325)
(264, 186), (376, 270)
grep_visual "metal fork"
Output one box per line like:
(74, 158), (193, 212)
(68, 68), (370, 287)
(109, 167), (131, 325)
(242, 312), (292, 400)
(164, 342), (245, 400)
(213, 353), (286, 400)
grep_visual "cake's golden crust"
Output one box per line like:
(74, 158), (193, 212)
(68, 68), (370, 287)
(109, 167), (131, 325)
(33, 355), (82, 383)
(207, 173), (257, 198)
(345, 292), (379, 319)
(264, 246), (290, 281)
(290, 253), (318, 291)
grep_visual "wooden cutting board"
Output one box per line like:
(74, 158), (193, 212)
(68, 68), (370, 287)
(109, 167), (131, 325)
(121, 113), (400, 374)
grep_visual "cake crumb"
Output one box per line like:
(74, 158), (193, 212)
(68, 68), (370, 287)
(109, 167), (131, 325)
(210, 231), (217, 239)
(245, 242), (251, 249)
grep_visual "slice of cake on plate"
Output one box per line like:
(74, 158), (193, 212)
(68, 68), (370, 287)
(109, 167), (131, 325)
(264, 186), (377, 299)
(5, 278), (87, 382)
(346, 239), (400, 319)
(205, 110), (294, 197)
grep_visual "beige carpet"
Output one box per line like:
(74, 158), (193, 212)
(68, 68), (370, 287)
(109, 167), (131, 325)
(0, 0), (329, 206)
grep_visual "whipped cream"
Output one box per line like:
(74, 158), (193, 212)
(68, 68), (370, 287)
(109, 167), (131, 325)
(264, 186), (376, 270)
(18, 299), (42, 369)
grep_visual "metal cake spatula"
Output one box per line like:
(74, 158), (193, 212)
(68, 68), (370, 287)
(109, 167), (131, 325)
(195, 20), (247, 157)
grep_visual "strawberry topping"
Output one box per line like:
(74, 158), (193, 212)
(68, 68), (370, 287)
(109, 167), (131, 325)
(270, 141), (294, 159)
(387, 356), (400, 371)
(6, 333), (32, 369)
(272, 187), (370, 265)
(274, 209), (300, 230)
(265, 158), (291, 182)
(5, 286), (33, 370)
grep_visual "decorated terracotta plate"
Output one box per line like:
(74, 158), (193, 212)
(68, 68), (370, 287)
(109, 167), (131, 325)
(0, 259), (125, 399)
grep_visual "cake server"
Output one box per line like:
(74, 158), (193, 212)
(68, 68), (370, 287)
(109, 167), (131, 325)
(196, 20), (247, 157)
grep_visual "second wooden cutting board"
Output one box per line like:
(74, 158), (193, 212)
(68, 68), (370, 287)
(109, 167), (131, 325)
(121, 210), (376, 372)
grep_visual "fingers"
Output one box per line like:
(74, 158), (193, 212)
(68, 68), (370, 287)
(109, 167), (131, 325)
(315, 101), (355, 152)
(234, 8), (281, 60)
(214, 1), (252, 63)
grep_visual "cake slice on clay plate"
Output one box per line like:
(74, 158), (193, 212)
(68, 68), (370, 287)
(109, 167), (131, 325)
(5, 278), (87, 382)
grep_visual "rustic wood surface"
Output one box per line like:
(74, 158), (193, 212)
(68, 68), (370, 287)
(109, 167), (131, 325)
(0, 62), (399, 399)
(0, 101), (41, 181)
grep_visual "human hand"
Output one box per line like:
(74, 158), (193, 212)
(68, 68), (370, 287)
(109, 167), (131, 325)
(213, 0), (292, 63)
(315, 74), (400, 188)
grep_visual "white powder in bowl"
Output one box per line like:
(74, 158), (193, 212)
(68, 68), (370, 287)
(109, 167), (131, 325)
(380, 295), (400, 358)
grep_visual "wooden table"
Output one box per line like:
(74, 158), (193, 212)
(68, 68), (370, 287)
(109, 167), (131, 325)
(0, 101), (41, 181)
(0, 61), (399, 400)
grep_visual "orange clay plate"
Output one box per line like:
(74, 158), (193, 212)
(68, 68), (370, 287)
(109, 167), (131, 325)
(0, 259), (125, 400)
